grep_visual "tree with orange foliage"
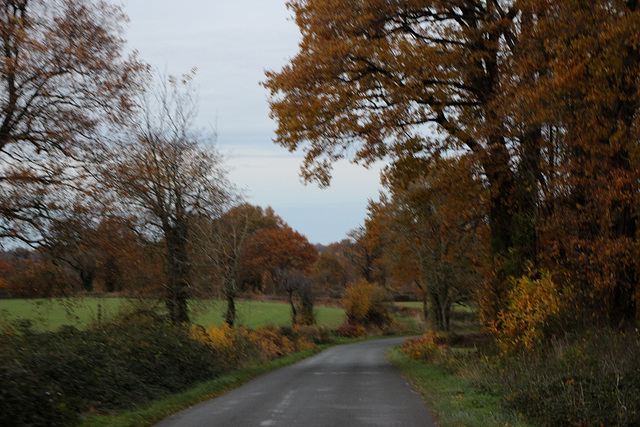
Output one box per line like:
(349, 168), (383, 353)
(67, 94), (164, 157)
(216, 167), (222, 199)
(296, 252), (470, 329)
(510, 0), (640, 327)
(263, 1), (552, 327)
(373, 155), (488, 330)
(343, 226), (388, 286)
(92, 216), (165, 295)
(242, 225), (318, 325)
(266, 0), (640, 332)
(312, 250), (349, 297)
(241, 226), (318, 286)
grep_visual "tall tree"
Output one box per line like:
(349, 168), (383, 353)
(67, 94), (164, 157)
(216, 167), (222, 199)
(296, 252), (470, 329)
(0, 0), (144, 245)
(263, 0), (540, 319)
(193, 204), (255, 327)
(97, 72), (235, 325)
(514, 0), (640, 327)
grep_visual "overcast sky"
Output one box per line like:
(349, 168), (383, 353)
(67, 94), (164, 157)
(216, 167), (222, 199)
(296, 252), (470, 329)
(119, 0), (383, 245)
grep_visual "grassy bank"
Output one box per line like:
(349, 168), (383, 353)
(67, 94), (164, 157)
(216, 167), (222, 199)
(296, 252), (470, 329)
(387, 347), (531, 427)
(387, 302), (532, 426)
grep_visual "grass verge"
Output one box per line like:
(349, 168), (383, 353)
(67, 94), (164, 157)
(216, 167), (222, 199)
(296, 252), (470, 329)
(82, 347), (325, 427)
(386, 347), (533, 427)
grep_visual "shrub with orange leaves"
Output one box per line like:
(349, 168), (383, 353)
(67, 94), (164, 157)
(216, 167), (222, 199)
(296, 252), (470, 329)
(191, 323), (250, 368)
(247, 326), (295, 359)
(343, 280), (392, 327)
(496, 268), (564, 353)
(401, 332), (449, 361)
(191, 323), (320, 367)
(334, 322), (367, 338)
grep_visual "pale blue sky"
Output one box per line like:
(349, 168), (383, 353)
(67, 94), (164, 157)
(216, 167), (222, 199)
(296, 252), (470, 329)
(119, 0), (384, 244)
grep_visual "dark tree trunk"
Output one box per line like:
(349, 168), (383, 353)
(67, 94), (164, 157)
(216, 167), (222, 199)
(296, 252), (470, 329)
(165, 223), (190, 325)
(288, 288), (297, 325)
(103, 256), (120, 293)
(225, 285), (237, 327)
(79, 267), (95, 292)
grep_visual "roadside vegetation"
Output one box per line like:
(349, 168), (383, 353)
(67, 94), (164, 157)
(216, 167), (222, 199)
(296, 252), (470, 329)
(0, 303), (340, 426)
(0, 292), (413, 426)
(2, 1), (640, 426)
(392, 303), (640, 426)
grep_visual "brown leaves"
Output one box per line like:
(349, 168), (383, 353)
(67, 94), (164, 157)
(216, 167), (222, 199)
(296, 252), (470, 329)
(241, 226), (318, 281)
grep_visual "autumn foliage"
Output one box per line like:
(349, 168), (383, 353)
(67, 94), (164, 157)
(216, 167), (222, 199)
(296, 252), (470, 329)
(495, 269), (563, 353)
(241, 226), (318, 283)
(266, 0), (640, 337)
(342, 280), (392, 328)
(401, 333), (449, 362)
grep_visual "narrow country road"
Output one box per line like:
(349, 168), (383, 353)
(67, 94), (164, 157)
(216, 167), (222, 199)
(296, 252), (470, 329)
(155, 337), (438, 427)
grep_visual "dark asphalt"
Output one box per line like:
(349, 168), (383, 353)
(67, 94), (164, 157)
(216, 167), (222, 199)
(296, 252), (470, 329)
(155, 337), (438, 427)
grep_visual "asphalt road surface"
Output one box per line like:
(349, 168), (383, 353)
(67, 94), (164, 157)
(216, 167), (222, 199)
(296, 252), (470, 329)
(155, 337), (438, 427)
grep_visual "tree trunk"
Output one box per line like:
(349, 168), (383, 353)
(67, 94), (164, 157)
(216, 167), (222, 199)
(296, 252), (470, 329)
(165, 223), (190, 325)
(79, 267), (95, 292)
(225, 284), (237, 327)
(298, 285), (315, 326)
(287, 288), (298, 325)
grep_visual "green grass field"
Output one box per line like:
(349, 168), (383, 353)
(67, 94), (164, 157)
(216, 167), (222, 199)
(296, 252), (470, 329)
(190, 300), (345, 329)
(0, 298), (345, 331)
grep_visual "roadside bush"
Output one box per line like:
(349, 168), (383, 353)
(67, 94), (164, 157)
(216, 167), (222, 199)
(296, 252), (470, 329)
(495, 268), (563, 353)
(498, 328), (640, 426)
(401, 332), (449, 362)
(248, 325), (297, 359)
(0, 311), (221, 424)
(334, 322), (367, 338)
(0, 358), (79, 427)
(343, 280), (392, 328)
(192, 323), (321, 368)
(0, 306), (331, 426)
(381, 320), (409, 336)
(291, 325), (333, 345)
(192, 323), (253, 369)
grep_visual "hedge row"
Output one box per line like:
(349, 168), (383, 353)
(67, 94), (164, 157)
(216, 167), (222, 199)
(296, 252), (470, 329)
(0, 310), (335, 426)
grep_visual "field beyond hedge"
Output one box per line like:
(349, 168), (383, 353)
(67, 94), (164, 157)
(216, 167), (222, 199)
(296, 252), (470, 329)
(0, 297), (346, 331)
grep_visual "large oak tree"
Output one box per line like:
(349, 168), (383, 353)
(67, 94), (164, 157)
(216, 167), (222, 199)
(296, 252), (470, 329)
(263, 0), (537, 318)
(265, 0), (640, 328)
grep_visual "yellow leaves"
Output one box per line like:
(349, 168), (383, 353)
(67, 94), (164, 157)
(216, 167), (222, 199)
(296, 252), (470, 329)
(191, 323), (319, 366)
(343, 279), (390, 326)
(496, 268), (564, 353)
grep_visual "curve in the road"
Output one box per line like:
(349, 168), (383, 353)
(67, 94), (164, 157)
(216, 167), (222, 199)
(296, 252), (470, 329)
(156, 337), (438, 427)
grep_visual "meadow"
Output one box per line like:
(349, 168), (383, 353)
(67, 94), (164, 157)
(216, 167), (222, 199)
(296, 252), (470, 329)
(0, 297), (346, 331)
